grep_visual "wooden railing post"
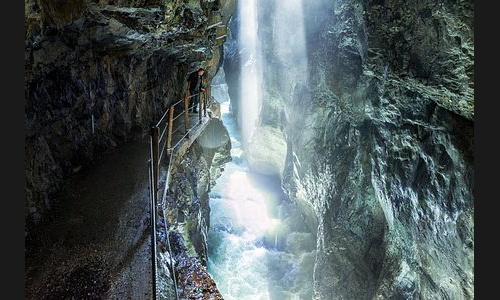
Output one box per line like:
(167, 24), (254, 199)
(185, 84), (190, 133)
(151, 127), (159, 218)
(203, 90), (207, 117)
(167, 105), (174, 149)
(208, 86), (211, 107)
(198, 90), (202, 123)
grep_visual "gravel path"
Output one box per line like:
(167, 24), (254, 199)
(26, 138), (154, 299)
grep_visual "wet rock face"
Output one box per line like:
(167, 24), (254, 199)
(225, 0), (474, 299)
(25, 0), (235, 235)
(246, 126), (287, 177)
(157, 231), (224, 300)
(154, 118), (231, 298)
(165, 118), (231, 262)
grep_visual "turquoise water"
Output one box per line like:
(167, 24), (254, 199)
(207, 98), (315, 300)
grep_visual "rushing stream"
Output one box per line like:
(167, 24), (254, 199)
(207, 81), (316, 300)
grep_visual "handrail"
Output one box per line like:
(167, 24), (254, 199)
(173, 111), (185, 122)
(156, 91), (207, 143)
(159, 122), (169, 143)
(159, 137), (168, 164)
(172, 98), (185, 107)
(155, 108), (170, 129)
(148, 81), (214, 300)
(148, 159), (158, 300)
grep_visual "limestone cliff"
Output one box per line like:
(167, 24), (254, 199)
(25, 0), (236, 237)
(225, 0), (474, 299)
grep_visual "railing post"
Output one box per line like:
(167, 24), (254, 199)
(168, 105), (174, 149)
(151, 127), (159, 218)
(208, 86), (211, 108)
(185, 84), (190, 133)
(198, 89), (202, 123)
(203, 90), (207, 117)
(148, 160), (158, 300)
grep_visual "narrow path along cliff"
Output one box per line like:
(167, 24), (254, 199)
(25, 138), (153, 299)
(25, 0), (238, 298)
(25, 108), (229, 299)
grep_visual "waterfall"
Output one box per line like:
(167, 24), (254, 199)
(273, 0), (308, 90)
(238, 0), (262, 147)
(207, 1), (315, 299)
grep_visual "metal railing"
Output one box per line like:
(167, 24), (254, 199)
(148, 158), (158, 299)
(148, 82), (213, 300)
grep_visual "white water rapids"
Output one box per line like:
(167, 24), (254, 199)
(207, 91), (315, 300)
(207, 1), (314, 298)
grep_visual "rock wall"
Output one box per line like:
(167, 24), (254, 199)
(164, 118), (231, 260)
(156, 118), (231, 299)
(225, 0), (474, 299)
(25, 0), (236, 236)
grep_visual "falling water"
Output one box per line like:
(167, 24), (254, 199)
(274, 0), (307, 62)
(207, 98), (316, 300)
(238, 0), (262, 146)
(207, 1), (315, 299)
(273, 0), (309, 88)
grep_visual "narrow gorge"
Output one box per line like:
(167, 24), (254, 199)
(25, 0), (474, 299)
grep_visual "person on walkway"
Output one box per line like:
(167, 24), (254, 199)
(187, 68), (206, 113)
